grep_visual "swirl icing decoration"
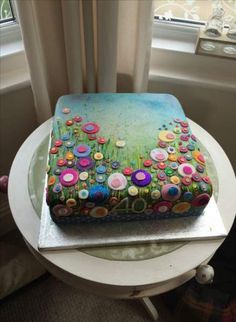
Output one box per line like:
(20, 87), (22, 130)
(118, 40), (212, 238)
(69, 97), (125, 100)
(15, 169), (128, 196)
(46, 96), (213, 222)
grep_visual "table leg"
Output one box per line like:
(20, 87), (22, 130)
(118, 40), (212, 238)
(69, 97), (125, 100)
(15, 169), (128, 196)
(139, 297), (159, 321)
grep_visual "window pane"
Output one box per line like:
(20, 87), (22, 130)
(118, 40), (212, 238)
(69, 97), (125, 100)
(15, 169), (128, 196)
(0, 0), (14, 23)
(154, 0), (236, 24)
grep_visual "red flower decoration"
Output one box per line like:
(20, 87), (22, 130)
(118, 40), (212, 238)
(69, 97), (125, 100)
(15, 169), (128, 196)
(82, 122), (100, 134)
(123, 167), (133, 176)
(74, 116), (83, 122)
(66, 120), (74, 126)
(97, 137), (106, 144)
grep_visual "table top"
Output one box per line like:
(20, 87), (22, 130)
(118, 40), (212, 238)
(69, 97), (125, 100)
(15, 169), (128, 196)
(8, 118), (236, 297)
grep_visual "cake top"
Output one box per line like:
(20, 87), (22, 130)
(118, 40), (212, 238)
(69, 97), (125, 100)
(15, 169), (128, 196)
(46, 93), (212, 220)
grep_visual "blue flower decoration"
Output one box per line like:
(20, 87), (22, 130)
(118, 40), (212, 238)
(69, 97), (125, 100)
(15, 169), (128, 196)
(61, 132), (70, 141)
(89, 185), (110, 203)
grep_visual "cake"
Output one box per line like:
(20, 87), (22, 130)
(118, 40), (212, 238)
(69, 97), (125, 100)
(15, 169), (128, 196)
(46, 93), (213, 224)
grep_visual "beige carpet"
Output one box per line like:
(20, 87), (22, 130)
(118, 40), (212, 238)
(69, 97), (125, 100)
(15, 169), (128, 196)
(0, 274), (174, 322)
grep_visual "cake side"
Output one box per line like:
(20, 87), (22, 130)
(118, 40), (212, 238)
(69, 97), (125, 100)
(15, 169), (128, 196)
(46, 93), (213, 223)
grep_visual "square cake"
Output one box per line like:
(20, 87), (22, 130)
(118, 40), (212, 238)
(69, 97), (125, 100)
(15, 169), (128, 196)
(46, 93), (213, 223)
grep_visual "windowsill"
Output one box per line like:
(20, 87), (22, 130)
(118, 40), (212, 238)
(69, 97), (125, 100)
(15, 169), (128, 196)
(0, 22), (30, 94)
(152, 20), (199, 53)
(150, 21), (236, 93)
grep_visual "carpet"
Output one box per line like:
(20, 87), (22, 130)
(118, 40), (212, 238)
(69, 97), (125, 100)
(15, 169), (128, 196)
(0, 274), (173, 322)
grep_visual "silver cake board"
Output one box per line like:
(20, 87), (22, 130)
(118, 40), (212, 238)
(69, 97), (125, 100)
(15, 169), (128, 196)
(38, 195), (227, 251)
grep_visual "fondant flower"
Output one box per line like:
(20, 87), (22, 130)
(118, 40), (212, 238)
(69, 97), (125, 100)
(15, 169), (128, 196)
(178, 163), (195, 177)
(74, 115), (83, 122)
(60, 132), (70, 141)
(123, 167), (133, 176)
(150, 148), (168, 162)
(161, 184), (181, 201)
(153, 201), (172, 213)
(89, 185), (110, 202)
(191, 193), (210, 207)
(53, 183), (62, 193)
(66, 198), (77, 207)
(131, 169), (152, 187)
(82, 122), (100, 134)
(108, 173), (127, 190)
(52, 204), (73, 217)
(97, 137), (106, 144)
(90, 207), (108, 218)
(172, 202), (191, 214)
(73, 144), (91, 157)
(59, 169), (79, 187)
(76, 157), (95, 171)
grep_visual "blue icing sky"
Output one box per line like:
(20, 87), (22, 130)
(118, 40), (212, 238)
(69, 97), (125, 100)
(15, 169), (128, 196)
(55, 93), (187, 148)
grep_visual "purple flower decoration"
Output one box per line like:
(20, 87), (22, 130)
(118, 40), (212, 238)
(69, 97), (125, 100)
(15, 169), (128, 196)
(59, 169), (79, 187)
(131, 169), (152, 187)
(73, 144), (91, 157)
(76, 157), (95, 171)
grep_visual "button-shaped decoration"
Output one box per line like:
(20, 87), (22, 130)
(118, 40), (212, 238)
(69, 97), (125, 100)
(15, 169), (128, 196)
(59, 169), (79, 187)
(143, 160), (152, 167)
(172, 202), (191, 214)
(66, 198), (77, 207)
(79, 172), (89, 181)
(65, 151), (74, 160)
(79, 189), (89, 199)
(50, 147), (58, 154)
(65, 140), (75, 148)
(73, 144), (91, 157)
(62, 107), (71, 114)
(111, 161), (120, 169)
(161, 184), (181, 201)
(170, 176), (180, 184)
(153, 201), (172, 213)
(96, 165), (106, 174)
(128, 186), (138, 196)
(192, 151), (205, 165)
(76, 157), (95, 171)
(192, 193), (210, 207)
(131, 169), (152, 187)
(57, 159), (66, 167)
(89, 185), (110, 201)
(52, 204), (72, 217)
(108, 173), (127, 190)
(151, 190), (161, 200)
(82, 122), (100, 134)
(54, 139), (63, 147)
(150, 148), (168, 162)
(61, 133), (70, 141)
(94, 152), (103, 160)
(74, 115), (82, 122)
(66, 120), (74, 126)
(97, 137), (106, 144)
(90, 207), (108, 218)
(53, 183), (62, 193)
(123, 167), (133, 176)
(178, 163), (195, 177)
(116, 140), (126, 148)
(96, 174), (106, 183)
(159, 131), (176, 142)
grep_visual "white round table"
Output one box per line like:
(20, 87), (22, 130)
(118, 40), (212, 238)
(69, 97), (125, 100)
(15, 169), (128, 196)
(9, 119), (236, 303)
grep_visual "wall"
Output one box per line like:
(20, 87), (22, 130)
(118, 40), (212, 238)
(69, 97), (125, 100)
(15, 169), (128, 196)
(0, 86), (38, 176)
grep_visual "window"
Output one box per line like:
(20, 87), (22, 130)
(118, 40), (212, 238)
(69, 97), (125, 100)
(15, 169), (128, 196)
(154, 0), (236, 26)
(0, 0), (15, 24)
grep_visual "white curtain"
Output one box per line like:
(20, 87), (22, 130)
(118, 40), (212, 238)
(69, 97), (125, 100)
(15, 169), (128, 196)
(16, 0), (154, 124)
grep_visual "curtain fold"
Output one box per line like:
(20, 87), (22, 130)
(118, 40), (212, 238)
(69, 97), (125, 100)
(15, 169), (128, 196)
(16, 0), (154, 124)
